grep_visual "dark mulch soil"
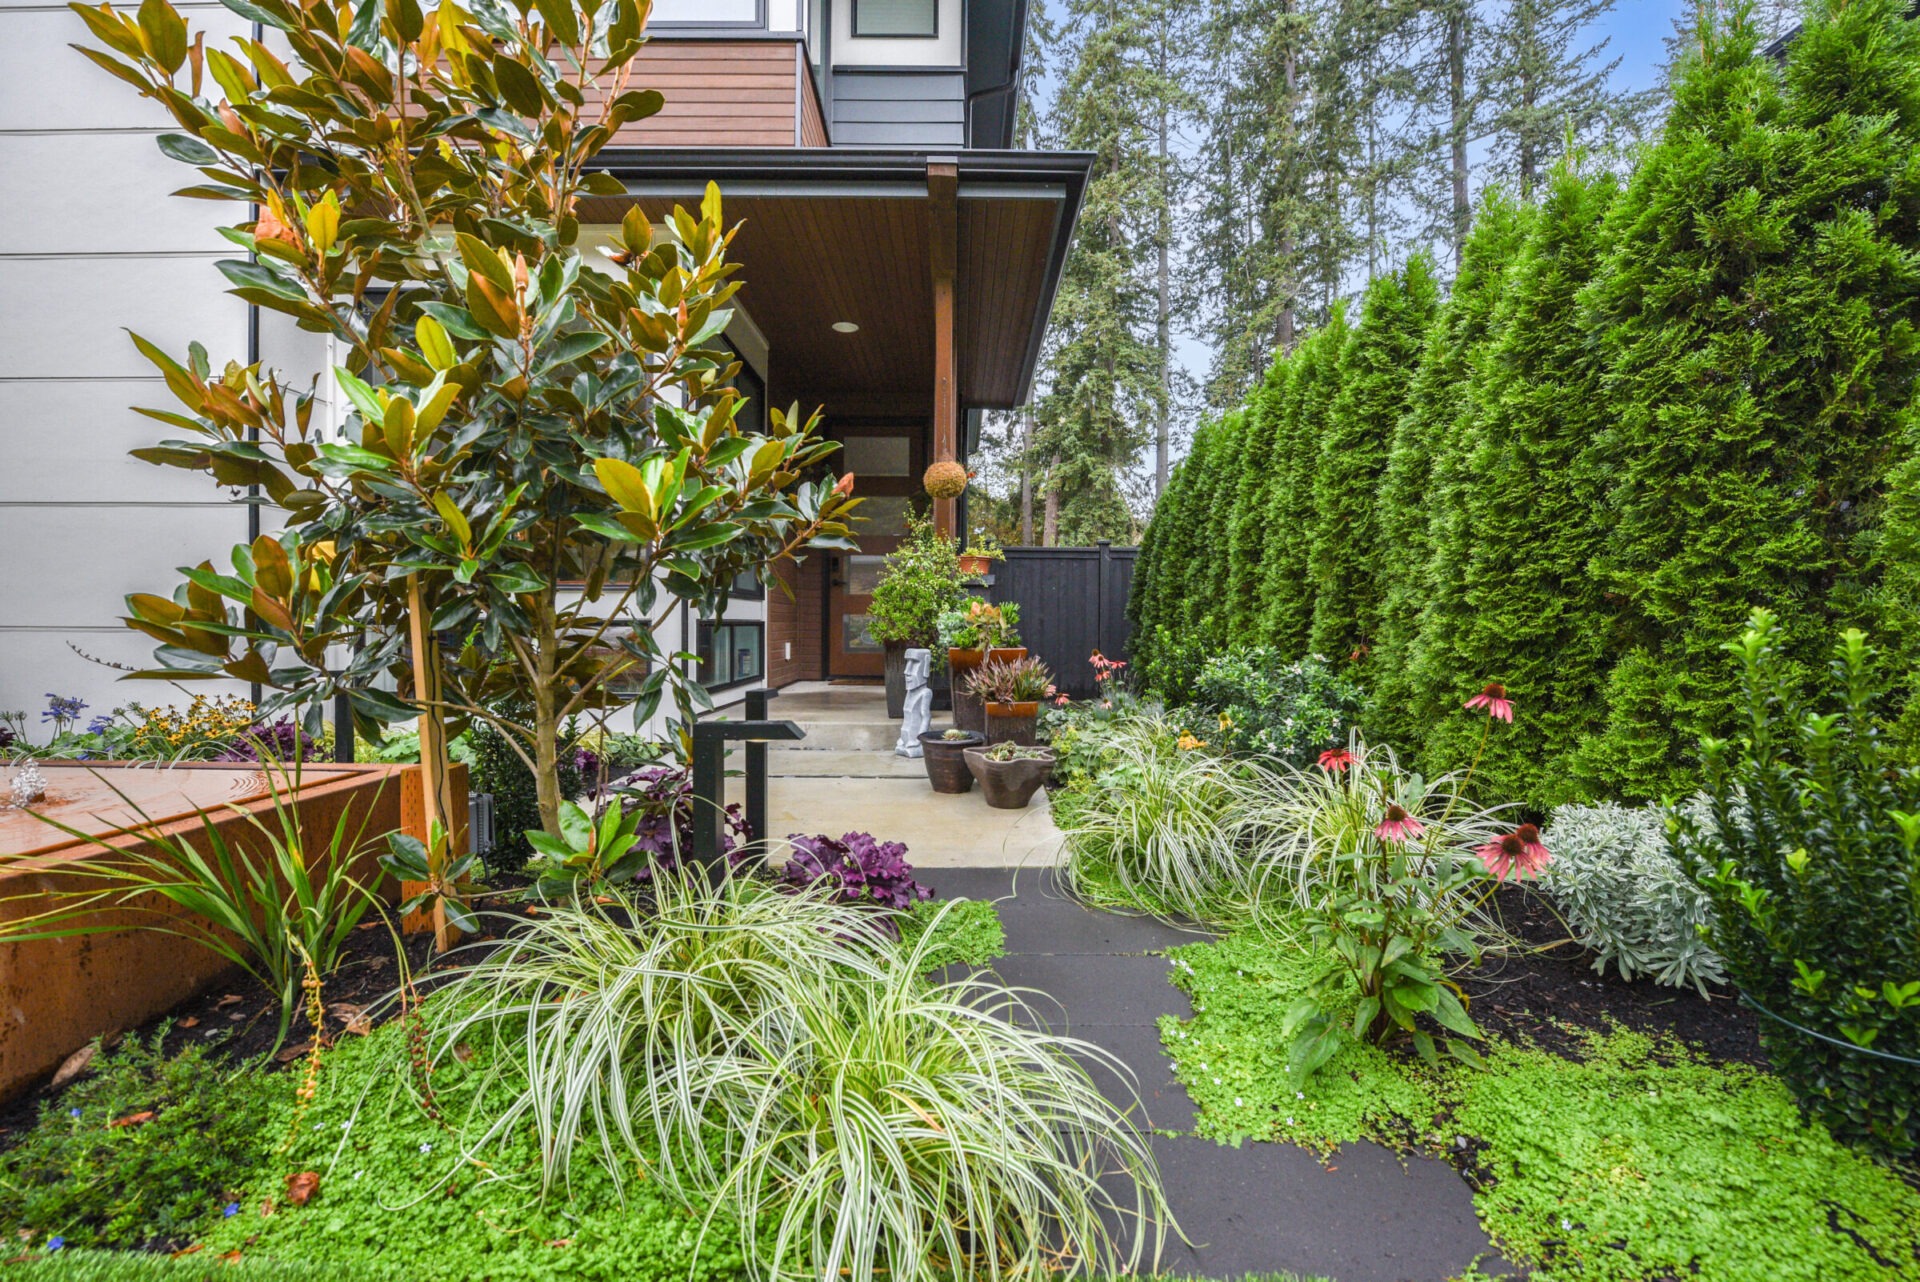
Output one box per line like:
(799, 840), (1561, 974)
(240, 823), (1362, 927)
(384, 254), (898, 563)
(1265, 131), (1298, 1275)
(1460, 882), (1766, 1069)
(0, 876), (536, 1145)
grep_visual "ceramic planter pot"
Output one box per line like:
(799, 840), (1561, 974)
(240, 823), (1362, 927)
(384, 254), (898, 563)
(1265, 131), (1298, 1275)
(986, 646), (1028, 666)
(883, 640), (909, 718)
(958, 554), (995, 577)
(920, 730), (983, 793)
(983, 700), (1040, 746)
(964, 746), (1054, 810)
(947, 648), (987, 732)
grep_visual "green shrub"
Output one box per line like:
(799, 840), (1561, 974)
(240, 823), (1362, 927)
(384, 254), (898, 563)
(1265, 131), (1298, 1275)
(469, 714), (589, 875)
(1540, 800), (1725, 994)
(1181, 649), (1364, 769)
(0, 1029), (279, 1250)
(867, 512), (968, 649)
(1673, 611), (1920, 1156)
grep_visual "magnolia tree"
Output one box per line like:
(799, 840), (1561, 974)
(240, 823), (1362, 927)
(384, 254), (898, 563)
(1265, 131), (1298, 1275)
(74, 0), (859, 942)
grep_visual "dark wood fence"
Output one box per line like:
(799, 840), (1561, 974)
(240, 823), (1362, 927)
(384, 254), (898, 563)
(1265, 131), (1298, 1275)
(990, 542), (1138, 699)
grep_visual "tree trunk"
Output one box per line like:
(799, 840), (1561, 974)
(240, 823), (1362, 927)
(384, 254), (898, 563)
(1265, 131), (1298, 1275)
(531, 597), (564, 840)
(1154, 27), (1172, 498)
(1448, 4), (1472, 273)
(1042, 452), (1062, 546)
(1019, 407), (1034, 543)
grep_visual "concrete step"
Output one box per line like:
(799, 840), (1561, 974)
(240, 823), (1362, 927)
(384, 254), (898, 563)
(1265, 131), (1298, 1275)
(769, 746), (929, 779)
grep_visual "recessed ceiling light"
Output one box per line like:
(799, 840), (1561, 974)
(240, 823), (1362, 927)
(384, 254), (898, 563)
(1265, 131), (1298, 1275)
(832, 320), (860, 334)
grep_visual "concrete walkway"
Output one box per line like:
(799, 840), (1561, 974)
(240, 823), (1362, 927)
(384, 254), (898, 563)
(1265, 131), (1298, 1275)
(721, 683), (1066, 867)
(923, 866), (1513, 1282)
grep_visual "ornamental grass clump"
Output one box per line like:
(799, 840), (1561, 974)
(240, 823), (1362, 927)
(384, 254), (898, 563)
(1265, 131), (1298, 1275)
(1673, 611), (1920, 1157)
(426, 874), (1169, 1279)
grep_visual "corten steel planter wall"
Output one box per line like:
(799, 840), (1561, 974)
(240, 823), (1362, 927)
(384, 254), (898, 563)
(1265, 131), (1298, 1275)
(0, 761), (465, 1102)
(983, 700), (1040, 746)
(919, 731), (983, 793)
(964, 747), (1054, 809)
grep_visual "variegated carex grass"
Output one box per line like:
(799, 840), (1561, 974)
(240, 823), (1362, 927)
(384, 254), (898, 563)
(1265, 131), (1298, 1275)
(425, 874), (1171, 1280)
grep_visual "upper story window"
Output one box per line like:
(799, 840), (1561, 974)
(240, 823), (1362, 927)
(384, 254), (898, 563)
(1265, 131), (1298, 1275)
(652, 0), (763, 26)
(852, 0), (936, 37)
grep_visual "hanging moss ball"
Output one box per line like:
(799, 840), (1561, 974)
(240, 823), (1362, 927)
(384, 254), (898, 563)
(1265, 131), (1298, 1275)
(924, 459), (969, 500)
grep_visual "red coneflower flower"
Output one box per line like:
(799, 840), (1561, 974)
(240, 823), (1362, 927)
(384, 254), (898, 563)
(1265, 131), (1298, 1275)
(1375, 803), (1424, 844)
(1464, 682), (1514, 722)
(1318, 748), (1354, 773)
(1476, 829), (1550, 881)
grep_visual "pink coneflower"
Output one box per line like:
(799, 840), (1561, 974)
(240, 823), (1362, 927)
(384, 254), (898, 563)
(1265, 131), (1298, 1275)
(1476, 828), (1550, 881)
(1053, 693), (1070, 707)
(1375, 803), (1424, 844)
(1512, 822), (1549, 865)
(1318, 747), (1354, 773)
(1464, 682), (1514, 722)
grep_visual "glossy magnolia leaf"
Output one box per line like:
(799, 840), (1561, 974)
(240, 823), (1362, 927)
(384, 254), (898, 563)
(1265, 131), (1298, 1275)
(491, 52), (544, 116)
(415, 314), (458, 369)
(156, 132), (219, 166)
(415, 302), (491, 341)
(136, 0), (187, 73)
(669, 522), (742, 552)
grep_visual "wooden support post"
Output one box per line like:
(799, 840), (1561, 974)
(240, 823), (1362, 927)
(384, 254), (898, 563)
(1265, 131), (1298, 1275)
(404, 574), (457, 952)
(928, 159), (959, 538)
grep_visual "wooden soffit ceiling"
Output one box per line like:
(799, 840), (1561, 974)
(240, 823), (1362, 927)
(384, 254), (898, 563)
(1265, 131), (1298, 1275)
(576, 151), (1089, 409)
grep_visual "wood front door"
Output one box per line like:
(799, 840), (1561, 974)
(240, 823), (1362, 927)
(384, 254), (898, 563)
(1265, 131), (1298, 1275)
(828, 427), (924, 678)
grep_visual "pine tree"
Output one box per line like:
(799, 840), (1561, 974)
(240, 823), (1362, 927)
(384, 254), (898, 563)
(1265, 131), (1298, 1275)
(1417, 162), (1619, 804)
(1370, 191), (1530, 749)
(1307, 258), (1440, 670)
(1225, 353), (1292, 637)
(1259, 307), (1349, 652)
(1578, 0), (1920, 797)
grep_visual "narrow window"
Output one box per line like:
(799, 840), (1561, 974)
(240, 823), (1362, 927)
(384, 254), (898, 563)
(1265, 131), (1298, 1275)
(852, 0), (936, 37)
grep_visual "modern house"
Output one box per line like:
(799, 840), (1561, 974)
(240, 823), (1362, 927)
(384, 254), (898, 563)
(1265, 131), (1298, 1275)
(0, 0), (1089, 720)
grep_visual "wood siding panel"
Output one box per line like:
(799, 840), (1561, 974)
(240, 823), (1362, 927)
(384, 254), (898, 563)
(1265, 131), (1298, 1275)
(589, 39), (824, 148)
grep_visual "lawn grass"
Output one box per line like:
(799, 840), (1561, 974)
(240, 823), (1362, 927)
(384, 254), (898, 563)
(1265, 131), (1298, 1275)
(1159, 926), (1920, 1282)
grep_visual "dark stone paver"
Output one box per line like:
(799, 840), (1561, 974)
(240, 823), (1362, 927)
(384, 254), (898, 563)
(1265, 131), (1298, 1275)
(958, 867), (1511, 1282)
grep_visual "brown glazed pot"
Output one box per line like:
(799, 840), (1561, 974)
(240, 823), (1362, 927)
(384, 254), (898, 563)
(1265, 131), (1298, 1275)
(985, 646), (1028, 666)
(964, 747), (1054, 810)
(983, 700), (1040, 746)
(958, 554), (994, 577)
(948, 648), (988, 734)
(919, 730), (983, 793)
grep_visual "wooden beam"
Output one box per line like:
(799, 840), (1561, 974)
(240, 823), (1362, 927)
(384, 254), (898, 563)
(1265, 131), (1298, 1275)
(928, 160), (958, 536)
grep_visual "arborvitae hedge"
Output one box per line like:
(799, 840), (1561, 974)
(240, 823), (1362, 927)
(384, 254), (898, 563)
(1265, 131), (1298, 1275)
(1131, 0), (1920, 805)
(1373, 194), (1530, 750)
(1307, 257), (1439, 666)
(1259, 308), (1348, 654)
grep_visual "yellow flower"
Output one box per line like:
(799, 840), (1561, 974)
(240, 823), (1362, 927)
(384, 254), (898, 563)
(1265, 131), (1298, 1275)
(1217, 712), (1233, 732)
(1177, 732), (1206, 752)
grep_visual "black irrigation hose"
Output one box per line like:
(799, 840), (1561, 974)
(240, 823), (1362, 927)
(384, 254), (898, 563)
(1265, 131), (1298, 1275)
(1738, 991), (1920, 1067)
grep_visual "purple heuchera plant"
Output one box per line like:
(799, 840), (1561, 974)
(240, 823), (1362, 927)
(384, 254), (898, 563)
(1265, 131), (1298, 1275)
(781, 832), (932, 910)
(603, 764), (750, 875)
(215, 718), (319, 764)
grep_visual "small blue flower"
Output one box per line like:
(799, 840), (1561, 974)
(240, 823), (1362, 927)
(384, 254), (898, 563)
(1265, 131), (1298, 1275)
(46, 1237), (64, 1252)
(223, 1202), (240, 1218)
(67, 1108), (80, 1119)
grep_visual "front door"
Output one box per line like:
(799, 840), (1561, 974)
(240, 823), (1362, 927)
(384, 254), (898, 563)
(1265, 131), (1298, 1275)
(828, 426), (924, 678)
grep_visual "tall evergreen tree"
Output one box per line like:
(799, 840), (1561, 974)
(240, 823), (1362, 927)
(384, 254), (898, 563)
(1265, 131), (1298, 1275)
(1035, 0), (1194, 543)
(1370, 191), (1530, 748)
(1308, 258), (1440, 668)
(1259, 307), (1349, 652)
(1481, 0), (1631, 199)
(1417, 162), (1619, 804)
(1579, 0), (1920, 798)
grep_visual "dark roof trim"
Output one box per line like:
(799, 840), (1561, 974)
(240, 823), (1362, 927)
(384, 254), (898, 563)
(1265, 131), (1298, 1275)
(594, 147), (1090, 409)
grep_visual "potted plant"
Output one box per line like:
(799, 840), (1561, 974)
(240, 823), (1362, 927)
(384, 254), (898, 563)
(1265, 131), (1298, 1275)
(918, 726), (983, 793)
(966, 657), (1053, 745)
(964, 739), (1055, 809)
(957, 532), (1005, 579)
(867, 515), (969, 718)
(985, 601), (1026, 665)
(939, 601), (1009, 733)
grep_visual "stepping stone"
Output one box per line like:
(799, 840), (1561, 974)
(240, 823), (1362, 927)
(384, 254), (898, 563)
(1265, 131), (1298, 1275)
(995, 895), (1205, 955)
(988, 954), (1194, 1028)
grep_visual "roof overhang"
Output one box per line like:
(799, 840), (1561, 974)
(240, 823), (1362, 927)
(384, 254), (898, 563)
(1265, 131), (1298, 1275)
(585, 148), (1092, 409)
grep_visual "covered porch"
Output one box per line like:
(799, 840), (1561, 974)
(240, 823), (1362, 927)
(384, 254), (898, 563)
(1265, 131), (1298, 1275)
(587, 147), (1091, 687)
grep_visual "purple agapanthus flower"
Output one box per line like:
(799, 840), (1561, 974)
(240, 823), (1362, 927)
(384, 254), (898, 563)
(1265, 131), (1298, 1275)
(42, 694), (86, 724)
(781, 832), (931, 911)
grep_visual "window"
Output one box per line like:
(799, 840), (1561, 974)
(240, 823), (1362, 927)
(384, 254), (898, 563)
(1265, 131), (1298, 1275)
(730, 568), (766, 601)
(852, 0), (936, 37)
(651, 0), (761, 25)
(699, 621), (766, 691)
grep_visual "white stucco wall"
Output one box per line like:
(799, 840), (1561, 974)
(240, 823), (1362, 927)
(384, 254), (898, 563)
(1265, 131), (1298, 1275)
(831, 0), (960, 66)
